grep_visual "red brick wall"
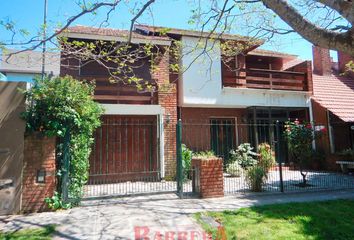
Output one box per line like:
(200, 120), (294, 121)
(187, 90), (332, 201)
(192, 158), (224, 198)
(312, 46), (332, 76)
(21, 134), (56, 213)
(292, 61), (313, 93)
(180, 107), (248, 152)
(338, 51), (354, 73)
(153, 47), (178, 178)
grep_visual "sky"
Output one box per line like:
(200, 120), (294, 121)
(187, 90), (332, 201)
(0, 0), (338, 61)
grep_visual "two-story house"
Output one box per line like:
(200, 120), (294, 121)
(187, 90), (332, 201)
(59, 25), (313, 189)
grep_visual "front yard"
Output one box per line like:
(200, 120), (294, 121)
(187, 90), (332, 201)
(195, 199), (354, 240)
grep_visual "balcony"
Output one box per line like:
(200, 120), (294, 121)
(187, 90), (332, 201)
(222, 62), (311, 92)
(77, 75), (157, 105)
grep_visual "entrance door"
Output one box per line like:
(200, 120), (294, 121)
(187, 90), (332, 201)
(210, 118), (235, 164)
(88, 115), (159, 184)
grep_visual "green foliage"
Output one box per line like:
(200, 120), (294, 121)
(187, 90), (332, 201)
(230, 143), (258, 169)
(284, 121), (314, 165)
(0, 225), (56, 240)
(193, 150), (216, 159)
(44, 192), (71, 210)
(284, 120), (324, 185)
(246, 165), (266, 192)
(257, 143), (275, 173)
(182, 144), (192, 180)
(22, 75), (104, 206)
(226, 161), (243, 177)
(338, 148), (354, 161)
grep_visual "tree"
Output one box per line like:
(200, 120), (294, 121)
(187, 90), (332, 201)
(284, 120), (325, 186)
(1, 1), (354, 56)
(1, 0), (354, 91)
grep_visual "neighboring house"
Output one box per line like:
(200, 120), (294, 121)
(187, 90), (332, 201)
(0, 50), (59, 215)
(311, 47), (354, 167)
(60, 25), (313, 182)
(0, 49), (60, 82)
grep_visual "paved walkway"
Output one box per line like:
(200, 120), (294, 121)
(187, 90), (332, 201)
(1, 189), (354, 239)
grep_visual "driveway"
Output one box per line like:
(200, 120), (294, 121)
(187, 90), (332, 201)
(1, 189), (354, 239)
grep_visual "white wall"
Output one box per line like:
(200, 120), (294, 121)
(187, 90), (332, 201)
(180, 36), (310, 108)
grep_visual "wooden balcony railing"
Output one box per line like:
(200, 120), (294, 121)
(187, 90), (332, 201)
(77, 75), (157, 104)
(223, 68), (308, 91)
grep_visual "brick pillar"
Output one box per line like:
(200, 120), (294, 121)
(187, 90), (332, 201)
(312, 46), (332, 76)
(152, 46), (178, 178)
(21, 134), (56, 213)
(192, 158), (224, 198)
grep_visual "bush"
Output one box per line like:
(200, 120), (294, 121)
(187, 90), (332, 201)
(193, 151), (216, 159)
(44, 192), (71, 210)
(258, 143), (275, 174)
(226, 162), (243, 177)
(22, 76), (104, 206)
(182, 144), (192, 180)
(284, 120), (324, 186)
(338, 148), (354, 161)
(246, 166), (266, 192)
(230, 143), (258, 169)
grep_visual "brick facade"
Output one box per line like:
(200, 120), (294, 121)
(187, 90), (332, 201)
(153, 47), (178, 177)
(312, 46), (332, 75)
(192, 158), (224, 198)
(21, 134), (56, 213)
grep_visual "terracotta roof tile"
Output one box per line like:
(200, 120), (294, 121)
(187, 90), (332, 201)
(64, 25), (171, 42)
(134, 24), (261, 43)
(313, 73), (354, 122)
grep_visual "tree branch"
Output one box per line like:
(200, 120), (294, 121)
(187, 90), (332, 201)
(128, 0), (155, 43)
(317, 0), (354, 25)
(261, 0), (354, 55)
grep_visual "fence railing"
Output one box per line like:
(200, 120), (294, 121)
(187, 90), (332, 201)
(223, 68), (308, 91)
(177, 120), (354, 196)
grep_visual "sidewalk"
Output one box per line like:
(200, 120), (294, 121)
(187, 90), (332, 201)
(1, 189), (354, 239)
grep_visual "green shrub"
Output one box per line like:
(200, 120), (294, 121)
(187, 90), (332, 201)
(338, 148), (354, 161)
(284, 120), (325, 186)
(182, 144), (192, 180)
(22, 75), (104, 206)
(226, 162), (243, 177)
(258, 143), (275, 174)
(230, 143), (258, 169)
(193, 151), (216, 159)
(246, 165), (266, 192)
(44, 191), (71, 210)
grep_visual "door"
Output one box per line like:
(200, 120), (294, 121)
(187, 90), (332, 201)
(88, 115), (159, 183)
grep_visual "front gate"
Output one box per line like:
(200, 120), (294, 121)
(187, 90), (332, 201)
(84, 115), (176, 198)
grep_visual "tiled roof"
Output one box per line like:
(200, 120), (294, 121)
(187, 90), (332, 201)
(249, 49), (298, 59)
(64, 25), (171, 42)
(313, 73), (354, 122)
(135, 24), (261, 43)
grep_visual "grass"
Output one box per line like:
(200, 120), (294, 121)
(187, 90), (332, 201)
(194, 199), (354, 240)
(0, 225), (55, 240)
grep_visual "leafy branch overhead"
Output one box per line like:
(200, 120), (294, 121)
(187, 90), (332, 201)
(1, 0), (354, 91)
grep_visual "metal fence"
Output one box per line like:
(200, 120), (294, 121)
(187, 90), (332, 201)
(178, 120), (354, 196)
(83, 117), (177, 199)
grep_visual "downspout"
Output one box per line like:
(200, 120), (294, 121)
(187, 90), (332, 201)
(327, 110), (335, 154)
(308, 97), (316, 150)
(159, 113), (165, 179)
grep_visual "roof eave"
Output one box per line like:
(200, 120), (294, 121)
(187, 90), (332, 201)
(57, 31), (172, 46)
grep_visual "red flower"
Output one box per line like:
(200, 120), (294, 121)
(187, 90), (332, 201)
(294, 119), (300, 125)
(306, 123), (312, 129)
(321, 128), (327, 134)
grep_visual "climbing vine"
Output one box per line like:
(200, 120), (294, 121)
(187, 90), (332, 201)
(22, 75), (104, 206)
